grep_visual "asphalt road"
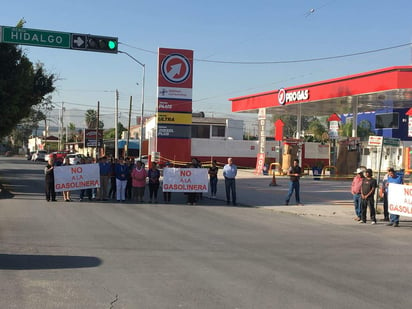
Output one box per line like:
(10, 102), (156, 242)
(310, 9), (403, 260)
(1, 157), (411, 309)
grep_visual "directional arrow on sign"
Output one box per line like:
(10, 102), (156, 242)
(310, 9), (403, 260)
(71, 34), (86, 49)
(167, 64), (182, 78)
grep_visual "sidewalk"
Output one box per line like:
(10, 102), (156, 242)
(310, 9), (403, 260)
(208, 169), (372, 224)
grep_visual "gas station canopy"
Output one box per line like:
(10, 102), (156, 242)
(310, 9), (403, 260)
(229, 66), (412, 117)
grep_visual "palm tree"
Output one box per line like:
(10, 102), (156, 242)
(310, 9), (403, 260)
(84, 109), (104, 129)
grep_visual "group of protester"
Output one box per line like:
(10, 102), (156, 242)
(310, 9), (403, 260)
(44, 155), (240, 206)
(351, 166), (403, 227)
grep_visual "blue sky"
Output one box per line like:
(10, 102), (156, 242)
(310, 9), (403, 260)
(2, 0), (412, 129)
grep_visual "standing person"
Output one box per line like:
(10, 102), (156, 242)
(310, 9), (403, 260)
(148, 162), (161, 203)
(115, 157), (128, 202)
(380, 168), (391, 221)
(125, 157), (134, 200)
(385, 168), (403, 227)
(208, 160), (219, 199)
(98, 156), (111, 201)
(351, 168), (364, 221)
(285, 159), (304, 206)
(163, 162), (172, 203)
(109, 157), (117, 200)
(360, 169), (377, 224)
(45, 158), (57, 202)
(131, 160), (147, 203)
(223, 157), (237, 206)
(62, 157), (72, 202)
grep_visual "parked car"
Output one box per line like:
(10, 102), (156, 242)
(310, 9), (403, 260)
(135, 155), (148, 167)
(45, 151), (69, 164)
(66, 153), (86, 165)
(31, 150), (48, 162)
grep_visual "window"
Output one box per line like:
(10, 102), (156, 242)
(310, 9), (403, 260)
(375, 113), (399, 129)
(211, 125), (225, 137)
(191, 125), (210, 138)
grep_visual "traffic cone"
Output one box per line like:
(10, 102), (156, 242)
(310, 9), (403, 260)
(269, 170), (278, 186)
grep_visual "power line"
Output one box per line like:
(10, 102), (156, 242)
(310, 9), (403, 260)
(119, 42), (411, 65)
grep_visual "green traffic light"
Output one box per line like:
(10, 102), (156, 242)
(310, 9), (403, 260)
(108, 40), (116, 50)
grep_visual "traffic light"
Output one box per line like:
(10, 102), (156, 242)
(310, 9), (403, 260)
(86, 35), (118, 53)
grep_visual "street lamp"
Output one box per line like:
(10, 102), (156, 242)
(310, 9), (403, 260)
(118, 50), (145, 159)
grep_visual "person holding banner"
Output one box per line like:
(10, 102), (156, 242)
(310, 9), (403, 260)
(44, 158), (57, 202)
(115, 157), (129, 202)
(360, 169), (377, 224)
(62, 157), (72, 202)
(223, 157), (237, 206)
(385, 168), (403, 227)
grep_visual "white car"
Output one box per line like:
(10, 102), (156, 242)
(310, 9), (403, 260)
(66, 153), (85, 165)
(31, 150), (48, 162)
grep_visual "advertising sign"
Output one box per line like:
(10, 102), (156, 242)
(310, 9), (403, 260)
(409, 117), (412, 137)
(54, 164), (100, 192)
(84, 129), (104, 147)
(158, 99), (192, 112)
(157, 112), (192, 125)
(157, 124), (191, 138)
(162, 168), (208, 192)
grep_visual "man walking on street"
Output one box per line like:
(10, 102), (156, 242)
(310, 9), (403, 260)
(285, 159), (303, 206)
(223, 157), (237, 206)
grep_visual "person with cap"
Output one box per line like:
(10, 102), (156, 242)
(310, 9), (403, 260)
(351, 167), (365, 221)
(360, 168), (377, 224)
(384, 168), (403, 227)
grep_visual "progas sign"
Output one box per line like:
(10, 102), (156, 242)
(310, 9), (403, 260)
(278, 88), (309, 105)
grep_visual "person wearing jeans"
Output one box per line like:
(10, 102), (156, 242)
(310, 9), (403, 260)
(385, 168), (403, 227)
(351, 168), (364, 221)
(285, 159), (303, 206)
(223, 158), (237, 205)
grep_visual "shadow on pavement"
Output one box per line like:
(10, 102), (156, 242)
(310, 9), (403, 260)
(0, 253), (102, 270)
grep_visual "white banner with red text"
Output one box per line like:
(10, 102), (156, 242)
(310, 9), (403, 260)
(388, 183), (412, 217)
(54, 164), (100, 192)
(162, 168), (208, 192)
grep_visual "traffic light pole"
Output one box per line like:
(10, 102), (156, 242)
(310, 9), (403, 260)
(118, 51), (145, 159)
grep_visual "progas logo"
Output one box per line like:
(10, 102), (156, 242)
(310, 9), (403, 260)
(278, 88), (309, 105)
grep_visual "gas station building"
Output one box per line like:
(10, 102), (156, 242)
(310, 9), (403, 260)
(229, 66), (412, 175)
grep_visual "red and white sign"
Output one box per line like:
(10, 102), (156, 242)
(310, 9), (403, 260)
(158, 48), (193, 88)
(368, 136), (383, 146)
(255, 152), (266, 175)
(54, 164), (100, 192)
(162, 168), (208, 192)
(388, 183), (412, 217)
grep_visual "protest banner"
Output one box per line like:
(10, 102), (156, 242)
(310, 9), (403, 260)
(54, 164), (100, 192)
(163, 168), (208, 192)
(388, 183), (412, 217)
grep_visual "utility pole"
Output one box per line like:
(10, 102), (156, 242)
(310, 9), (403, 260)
(95, 101), (100, 159)
(115, 90), (119, 159)
(126, 96), (133, 157)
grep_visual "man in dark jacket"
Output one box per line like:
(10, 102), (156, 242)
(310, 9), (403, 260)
(45, 158), (57, 202)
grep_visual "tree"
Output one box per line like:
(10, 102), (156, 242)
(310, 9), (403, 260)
(85, 109), (104, 129)
(104, 122), (126, 139)
(0, 44), (55, 138)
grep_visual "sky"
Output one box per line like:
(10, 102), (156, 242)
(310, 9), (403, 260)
(2, 0), (412, 131)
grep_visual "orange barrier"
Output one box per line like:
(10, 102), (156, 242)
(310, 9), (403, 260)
(268, 163), (283, 176)
(322, 165), (338, 175)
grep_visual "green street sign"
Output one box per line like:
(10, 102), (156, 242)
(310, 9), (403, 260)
(383, 137), (400, 147)
(1, 26), (70, 49)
